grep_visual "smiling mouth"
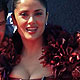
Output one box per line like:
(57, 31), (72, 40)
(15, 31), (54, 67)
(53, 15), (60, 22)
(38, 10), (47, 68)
(26, 27), (38, 33)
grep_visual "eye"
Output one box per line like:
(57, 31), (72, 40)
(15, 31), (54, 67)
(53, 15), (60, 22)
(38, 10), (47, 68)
(20, 12), (28, 17)
(35, 12), (43, 16)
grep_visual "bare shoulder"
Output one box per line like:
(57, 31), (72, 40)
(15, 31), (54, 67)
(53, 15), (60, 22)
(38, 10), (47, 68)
(9, 64), (30, 79)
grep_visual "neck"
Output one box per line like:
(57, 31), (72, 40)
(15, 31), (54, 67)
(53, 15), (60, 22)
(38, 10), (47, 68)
(21, 36), (43, 57)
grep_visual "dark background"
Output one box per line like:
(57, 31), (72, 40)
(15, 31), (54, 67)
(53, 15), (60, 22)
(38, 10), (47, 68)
(47, 0), (80, 34)
(48, 0), (80, 33)
(8, 0), (80, 34)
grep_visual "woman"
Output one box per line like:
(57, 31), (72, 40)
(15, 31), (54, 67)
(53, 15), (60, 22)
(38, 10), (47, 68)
(9, 0), (54, 79)
(6, 0), (80, 80)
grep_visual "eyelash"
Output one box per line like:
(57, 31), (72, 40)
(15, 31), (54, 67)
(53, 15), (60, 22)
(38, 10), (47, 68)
(20, 13), (28, 16)
(34, 12), (43, 16)
(20, 12), (43, 17)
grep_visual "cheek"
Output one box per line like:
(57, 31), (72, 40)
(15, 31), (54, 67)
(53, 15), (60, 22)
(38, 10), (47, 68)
(15, 16), (26, 29)
(37, 17), (46, 30)
(14, 12), (23, 27)
(15, 18), (27, 36)
(37, 20), (45, 36)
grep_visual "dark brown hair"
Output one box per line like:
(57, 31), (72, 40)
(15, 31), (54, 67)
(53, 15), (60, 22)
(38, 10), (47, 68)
(13, 0), (47, 12)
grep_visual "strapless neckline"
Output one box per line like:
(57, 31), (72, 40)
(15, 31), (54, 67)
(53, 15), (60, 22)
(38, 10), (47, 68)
(8, 75), (55, 80)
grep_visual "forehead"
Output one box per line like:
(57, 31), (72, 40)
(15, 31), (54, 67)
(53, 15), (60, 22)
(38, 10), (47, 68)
(16, 0), (45, 10)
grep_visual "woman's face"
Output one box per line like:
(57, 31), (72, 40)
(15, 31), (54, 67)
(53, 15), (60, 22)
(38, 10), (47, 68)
(14, 0), (48, 40)
(0, 10), (5, 43)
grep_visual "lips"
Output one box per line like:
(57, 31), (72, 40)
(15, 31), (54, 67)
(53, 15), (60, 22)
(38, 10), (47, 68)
(26, 27), (38, 34)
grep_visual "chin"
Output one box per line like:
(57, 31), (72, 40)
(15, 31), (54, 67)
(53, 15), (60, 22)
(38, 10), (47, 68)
(26, 36), (42, 41)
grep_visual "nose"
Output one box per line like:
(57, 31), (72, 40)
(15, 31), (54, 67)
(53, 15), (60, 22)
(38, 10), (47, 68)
(27, 16), (35, 24)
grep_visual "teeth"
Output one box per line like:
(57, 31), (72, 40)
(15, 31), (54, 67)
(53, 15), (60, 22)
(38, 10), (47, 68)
(26, 27), (37, 32)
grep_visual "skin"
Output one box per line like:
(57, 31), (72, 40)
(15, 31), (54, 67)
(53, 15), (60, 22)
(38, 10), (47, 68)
(0, 10), (6, 44)
(10, 0), (53, 79)
(13, 0), (48, 40)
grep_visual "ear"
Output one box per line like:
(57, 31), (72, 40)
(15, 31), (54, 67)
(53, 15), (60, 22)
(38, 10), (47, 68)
(46, 12), (49, 24)
(11, 14), (17, 25)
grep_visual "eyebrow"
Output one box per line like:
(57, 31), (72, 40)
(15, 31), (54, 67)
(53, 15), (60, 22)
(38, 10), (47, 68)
(34, 9), (44, 12)
(20, 9), (44, 13)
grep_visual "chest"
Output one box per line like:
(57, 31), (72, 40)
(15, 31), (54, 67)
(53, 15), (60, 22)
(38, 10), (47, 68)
(21, 57), (53, 79)
(10, 51), (54, 79)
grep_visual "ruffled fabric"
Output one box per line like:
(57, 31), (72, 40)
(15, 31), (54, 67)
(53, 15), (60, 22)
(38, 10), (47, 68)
(0, 37), (20, 79)
(39, 25), (80, 79)
(0, 25), (80, 80)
